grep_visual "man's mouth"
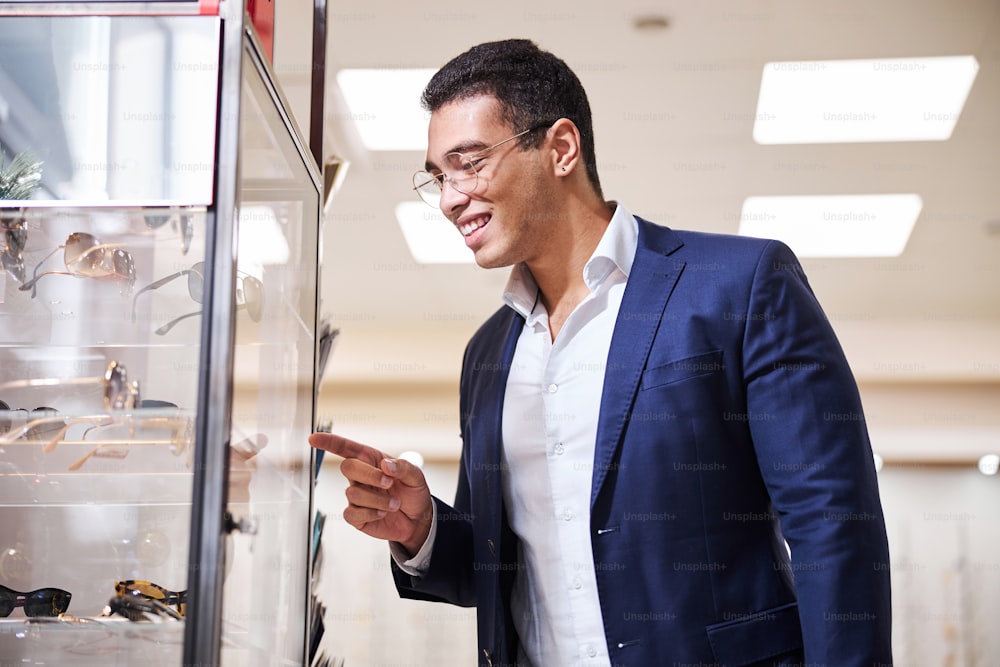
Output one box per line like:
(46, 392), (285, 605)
(458, 215), (490, 237)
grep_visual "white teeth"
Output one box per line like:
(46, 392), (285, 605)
(459, 217), (487, 236)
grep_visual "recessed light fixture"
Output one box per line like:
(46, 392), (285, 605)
(335, 68), (436, 151)
(753, 56), (979, 144)
(633, 14), (669, 32)
(737, 194), (922, 258)
(395, 202), (474, 264)
(978, 454), (999, 476)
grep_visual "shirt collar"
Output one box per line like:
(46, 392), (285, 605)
(502, 202), (639, 320)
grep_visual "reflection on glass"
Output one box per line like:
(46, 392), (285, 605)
(0, 16), (219, 203)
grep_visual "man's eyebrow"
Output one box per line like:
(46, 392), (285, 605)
(424, 139), (492, 171)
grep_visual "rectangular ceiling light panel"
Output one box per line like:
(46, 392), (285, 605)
(396, 202), (475, 264)
(753, 56), (979, 144)
(738, 194), (922, 258)
(335, 68), (436, 151)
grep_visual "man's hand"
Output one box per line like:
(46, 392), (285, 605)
(309, 432), (433, 555)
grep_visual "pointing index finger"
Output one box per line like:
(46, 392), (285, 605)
(308, 432), (383, 467)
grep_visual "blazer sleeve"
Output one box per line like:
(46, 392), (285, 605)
(391, 494), (477, 607)
(392, 341), (479, 608)
(741, 240), (893, 665)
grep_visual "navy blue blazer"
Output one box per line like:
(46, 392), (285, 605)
(394, 218), (892, 667)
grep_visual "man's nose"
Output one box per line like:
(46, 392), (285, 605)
(439, 177), (471, 213)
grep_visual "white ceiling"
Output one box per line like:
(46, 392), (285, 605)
(273, 0), (1000, 387)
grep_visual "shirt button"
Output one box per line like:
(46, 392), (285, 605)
(573, 577), (582, 589)
(562, 509), (573, 521)
(587, 645), (598, 657)
(547, 383), (558, 393)
(554, 443), (565, 455)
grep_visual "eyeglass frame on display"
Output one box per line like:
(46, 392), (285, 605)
(114, 579), (187, 618)
(130, 260), (264, 335)
(1, 214), (26, 282)
(143, 211), (194, 256)
(0, 584), (72, 618)
(18, 231), (136, 298)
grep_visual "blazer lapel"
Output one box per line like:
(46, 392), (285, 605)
(591, 219), (685, 506)
(471, 309), (525, 499)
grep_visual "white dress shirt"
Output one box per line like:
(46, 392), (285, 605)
(499, 204), (636, 667)
(394, 204), (638, 667)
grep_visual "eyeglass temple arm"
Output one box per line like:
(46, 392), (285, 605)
(131, 269), (193, 322)
(155, 301), (247, 336)
(154, 309), (201, 336)
(40, 415), (114, 453)
(19, 246), (62, 297)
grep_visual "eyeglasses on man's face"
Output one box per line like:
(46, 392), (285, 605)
(412, 122), (554, 208)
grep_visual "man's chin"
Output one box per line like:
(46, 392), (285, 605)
(471, 251), (514, 271)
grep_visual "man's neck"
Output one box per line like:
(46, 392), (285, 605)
(528, 199), (614, 340)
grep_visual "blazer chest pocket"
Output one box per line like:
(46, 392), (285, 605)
(640, 349), (724, 391)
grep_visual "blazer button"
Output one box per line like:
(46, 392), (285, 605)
(487, 539), (496, 556)
(482, 648), (494, 666)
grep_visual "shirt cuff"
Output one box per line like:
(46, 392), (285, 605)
(389, 501), (438, 576)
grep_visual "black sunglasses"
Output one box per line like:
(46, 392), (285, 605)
(0, 584), (72, 617)
(144, 212), (194, 255)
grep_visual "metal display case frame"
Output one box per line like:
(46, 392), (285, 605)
(0, 2), (323, 665)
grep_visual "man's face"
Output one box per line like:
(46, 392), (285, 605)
(425, 95), (553, 269)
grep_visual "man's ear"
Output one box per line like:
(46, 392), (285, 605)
(547, 118), (582, 177)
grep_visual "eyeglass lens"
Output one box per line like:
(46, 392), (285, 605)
(0, 404), (64, 440)
(144, 213), (194, 255)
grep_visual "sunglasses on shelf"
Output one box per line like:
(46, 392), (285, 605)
(0, 361), (141, 446)
(115, 579), (186, 618)
(0, 584), (72, 618)
(67, 410), (193, 472)
(1, 215), (26, 282)
(18, 232), (136, 297)
(0, 403), (62, 440)
(144, 212), (194, 255)
(130, 260), (263, 335)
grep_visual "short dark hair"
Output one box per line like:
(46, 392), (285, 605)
(421, 39), (603, 198)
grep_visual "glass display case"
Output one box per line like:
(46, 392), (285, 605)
(0, 3), (321, 666)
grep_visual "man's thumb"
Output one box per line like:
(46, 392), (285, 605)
(381, 457), (422, 486)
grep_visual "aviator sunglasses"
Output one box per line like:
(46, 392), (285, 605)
(0, 584), (72, 617)
(131, 261), (263, 335)
(19, 232), (135, 297)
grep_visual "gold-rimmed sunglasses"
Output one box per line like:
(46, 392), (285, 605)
(18, 232), (136, 297)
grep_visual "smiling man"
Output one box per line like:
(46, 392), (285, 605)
(311, 39), (892, 667)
